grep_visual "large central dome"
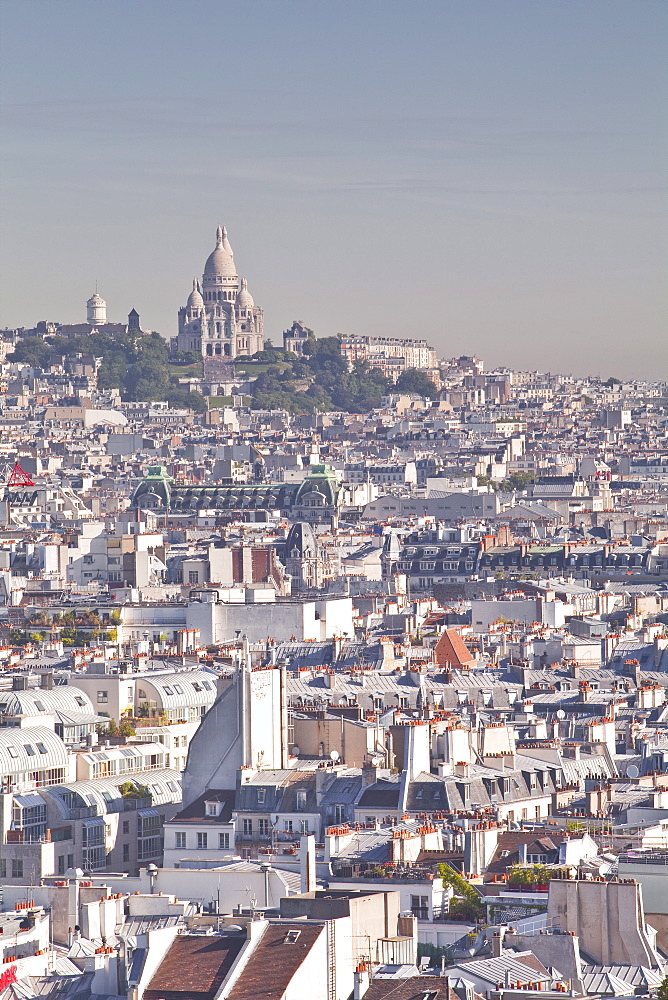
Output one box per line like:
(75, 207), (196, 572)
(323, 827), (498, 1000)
(203, 225), (237, 279)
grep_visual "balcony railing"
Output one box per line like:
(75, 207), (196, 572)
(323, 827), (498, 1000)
(122, 796), (152, 812)
(67, 805), (98, 819)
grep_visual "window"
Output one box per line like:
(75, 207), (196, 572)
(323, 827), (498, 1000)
(334, 804), (346, 824)
(123, 843), (130, 862)
(410, 894), (428, 920)
(7, 747), (18, 758)
(75, 697), (86, 707)
(188, 571), (199, 584)
(12, 859), (23, 878)
(175, 832), (186, 849)
(219, 832), (230, 849)
(123, 821), (129, 834)
(257, 788), (266, 805)
(300, 819), (309, 834)
(296, 790), (307, 811)
(174, 684), (184, 695)
(163, 686), (174, 696)
(258, 819), (270, 836)
(284, 820), (293, 832)
(197, 832), (208, 850)
(97, 691), (108, 704)
(192, 682), (202, 692)
(206, 801), (219, 816)
(57, 855), (65, 875)
(242, 819), (253, 835)
(24, 744), (36, 756)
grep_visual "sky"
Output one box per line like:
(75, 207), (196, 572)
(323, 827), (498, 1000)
(1, 0), (666, 378)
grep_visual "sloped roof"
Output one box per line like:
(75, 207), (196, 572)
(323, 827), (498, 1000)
(434, 629), (476, 670)
(144, 933), (244, 1000)
(228, 921), (324, 1000)
(170, 789), (235, 825)
(363, 979), (463, 1000)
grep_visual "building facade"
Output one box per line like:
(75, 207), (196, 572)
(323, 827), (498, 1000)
(339, 334), (437, 378)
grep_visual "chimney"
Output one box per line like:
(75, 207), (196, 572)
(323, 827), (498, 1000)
(354, 963), (370, 999)
(40, 672), (54, 690)
(492, 927), (504, 958)
(362, 761), (380, 788)
(299, 835), (316, 894)
(12, 675), (27, 691)
(518, 843), (527, 864)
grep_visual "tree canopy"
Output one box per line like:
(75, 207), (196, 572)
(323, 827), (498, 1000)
(9, 328), (441, 415)
(395, 367), (437, 398)
(8, 330), (207, 411)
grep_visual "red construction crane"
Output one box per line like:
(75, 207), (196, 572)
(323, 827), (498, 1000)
(6, 462), (35, 487)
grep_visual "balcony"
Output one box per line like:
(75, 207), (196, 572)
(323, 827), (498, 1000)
(122, 796), (152, 812)
(67, 805), (98, 820)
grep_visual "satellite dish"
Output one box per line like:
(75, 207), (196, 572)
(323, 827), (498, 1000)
(290, 746), (300, 756)
(556, 709), (566, 720)
(626, 764), (640, 779)
(330, 750), (340, 761)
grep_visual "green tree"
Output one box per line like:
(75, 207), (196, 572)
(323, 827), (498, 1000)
(508, 864), (553, 886)
(167, 388), (208, 412)
(656, 976), (668, 1000)
(436, 863), (484, 920)
(307, 336), (347, 374)
(7, 337), (53, 368)
(503, 471), (535, 492)
(125, 357), (171, 401)
(119, 781), (151, 800)
(395, 368), (437, 398)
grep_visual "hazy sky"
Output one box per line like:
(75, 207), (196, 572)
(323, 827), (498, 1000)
(1, 0), (666, 378)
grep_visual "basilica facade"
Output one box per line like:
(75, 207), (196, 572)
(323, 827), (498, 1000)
(172, 226), (264, 359)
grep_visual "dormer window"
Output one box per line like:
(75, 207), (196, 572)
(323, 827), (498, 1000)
(205, 800), (220, 817)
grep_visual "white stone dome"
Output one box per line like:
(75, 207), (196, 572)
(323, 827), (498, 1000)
(236, 276), (254, 308)
(203, 225), (236, 279)
(187, 278), (204, 310)
(87, 292), (105, 307)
